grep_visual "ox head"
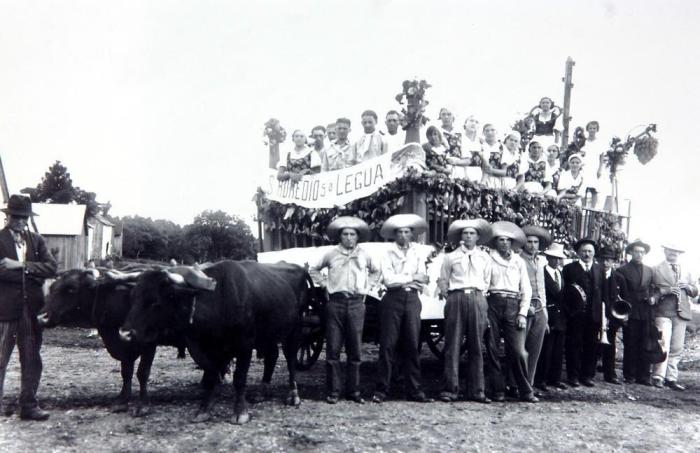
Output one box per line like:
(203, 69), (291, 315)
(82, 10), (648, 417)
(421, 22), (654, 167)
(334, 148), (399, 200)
(120, 269), (197, 344)
(38, 268), (102, 327)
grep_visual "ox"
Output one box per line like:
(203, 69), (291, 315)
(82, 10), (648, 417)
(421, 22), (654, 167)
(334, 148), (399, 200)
(119, 260), (308, 424)
(37, 269), (186, 416)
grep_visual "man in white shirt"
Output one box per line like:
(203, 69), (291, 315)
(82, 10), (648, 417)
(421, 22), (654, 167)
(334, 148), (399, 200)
(437, 219), (492, 403)
(372, 214), (431, 404)
(351, 110), (388, 164)
(320, 118), (353, 172)
(383, 110), (404, 153)
(484, 221), (537, 403)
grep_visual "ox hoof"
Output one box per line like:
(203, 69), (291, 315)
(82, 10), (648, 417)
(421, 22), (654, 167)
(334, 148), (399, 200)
(191, 411), (211, 423)
(131, 405), (151, 417)
(234, 412), (250, 425)
(286, 394), (301, 407)
(111, 402), (129, 413)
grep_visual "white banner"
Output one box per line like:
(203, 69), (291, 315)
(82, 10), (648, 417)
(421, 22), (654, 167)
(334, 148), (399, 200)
(261, 143), (425, 209)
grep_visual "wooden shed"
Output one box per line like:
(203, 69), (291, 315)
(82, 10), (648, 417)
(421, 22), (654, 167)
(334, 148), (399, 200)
(31, 203), (88, 271)
(87, 214), (120, 261)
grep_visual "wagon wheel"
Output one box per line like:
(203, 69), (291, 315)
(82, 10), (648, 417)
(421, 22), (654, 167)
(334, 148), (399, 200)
(422, 321), (467, 360)
(295, 286), (326, 371)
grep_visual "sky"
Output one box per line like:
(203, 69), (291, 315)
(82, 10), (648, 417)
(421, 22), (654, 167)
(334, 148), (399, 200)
(1, 0), (699, 271)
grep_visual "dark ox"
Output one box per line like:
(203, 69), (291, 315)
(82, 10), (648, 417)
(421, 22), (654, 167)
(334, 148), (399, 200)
(120, 260), (309, 424)
(37, 269), (186, 416)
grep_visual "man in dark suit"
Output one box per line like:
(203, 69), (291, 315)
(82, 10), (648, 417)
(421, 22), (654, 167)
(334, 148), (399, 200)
(615, 239), (654, 385)
(562, 238), (604, 387)
(0, 195), (57, 420)
(599, 247), (624, 384)
(534, 243), (568, 391)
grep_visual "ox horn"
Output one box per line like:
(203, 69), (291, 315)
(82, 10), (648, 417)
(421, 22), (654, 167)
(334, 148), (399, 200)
(85, 268), (101, 279)
(106, 270), (142, 282)
(165, 271), (186, 285)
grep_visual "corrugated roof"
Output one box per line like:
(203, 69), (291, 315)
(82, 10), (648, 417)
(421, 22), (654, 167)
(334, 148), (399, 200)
(30, 203), (86, 236)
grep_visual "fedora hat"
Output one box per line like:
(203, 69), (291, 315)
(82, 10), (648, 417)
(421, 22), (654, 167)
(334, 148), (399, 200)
(446, 218), (492, 245)
(327, 216), (370, 242)
(379, 214), (428, 240)
(661, 242), (685, 253)
(573, 237), (597, 252)
(625, 238), (650, 254)
(598, 247), (618, 260)
(521, 225), (552, 249)
(1, 194), (38, 217)
(543, 242), (567, 259)
(489, 221), (527, 250)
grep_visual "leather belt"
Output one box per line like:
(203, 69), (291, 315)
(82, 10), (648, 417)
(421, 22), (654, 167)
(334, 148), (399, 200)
(329, 291), (362, 301)
(448, 288), (482, 295)
(387, 287), (419, 294)
(489, 291), (519, 299)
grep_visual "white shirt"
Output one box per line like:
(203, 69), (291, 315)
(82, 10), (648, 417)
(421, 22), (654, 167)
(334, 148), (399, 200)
(489, 251), (532, 316)
(557, 170), (586, 194)
(381, 242), (426, 288)
(13, 233), (26, 264)
(545, 265), (562, 288)
(383, 131), (405, 153)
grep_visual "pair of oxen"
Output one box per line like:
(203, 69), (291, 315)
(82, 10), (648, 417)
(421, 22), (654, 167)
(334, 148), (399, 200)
(37, 260), (314, 424)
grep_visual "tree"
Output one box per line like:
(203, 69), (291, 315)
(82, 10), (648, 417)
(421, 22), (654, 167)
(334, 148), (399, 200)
(21, 161), (108, 217)
(183, 210), (256, 262)
(119, 216), (169, 260)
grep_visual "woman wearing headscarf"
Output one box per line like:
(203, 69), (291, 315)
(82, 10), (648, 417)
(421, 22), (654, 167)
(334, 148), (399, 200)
(482, 129), (520, 190)
(423, 126), (451, 176)
(516, 141), (553, 195)
(447, 115), (484, 182)
(557, 154), (587, 204)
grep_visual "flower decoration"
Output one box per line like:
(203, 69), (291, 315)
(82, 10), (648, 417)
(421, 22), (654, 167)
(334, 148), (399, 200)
(263, 118), (287, 146)
(395, 79), (431, 130)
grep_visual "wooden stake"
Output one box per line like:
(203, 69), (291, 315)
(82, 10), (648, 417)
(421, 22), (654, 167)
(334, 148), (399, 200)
(561, 57), (575, 151)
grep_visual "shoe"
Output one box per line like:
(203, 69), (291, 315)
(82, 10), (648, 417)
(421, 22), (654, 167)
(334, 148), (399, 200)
(505, 386), (519, 399)
(371, 392), (385, 404)
(439, 391), (457, 403)
(521, 394), (539, 403)
(666, 381), (685, 391)
(326, 394), (339, 404)
(549, 382), (567, 390)
(651, 378), (664, 388)
(637, 379), (653, 387)
(408, 393), (434, 403)
(580, 379), (595, 387)
(567, 379), (580, 388)
(19, 407), (49, 421)
(534, 383), (549, 392)
(470, 395), (491, 404)
(604, 377), (622, 385)
(347, 393), (365, 404)
(491, 393), (505, 402)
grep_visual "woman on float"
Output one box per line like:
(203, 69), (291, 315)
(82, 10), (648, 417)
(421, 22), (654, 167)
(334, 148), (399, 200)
(423, 126), (451, 176)
(482, 129), (520, 190)
(516, 141), (554, 196)
(545, 144), (562, 191)
(557, 153), (587, 204)
(528, 96), (562, 150)
(277, 130), (322, 182)
(447, 114), (484, 182)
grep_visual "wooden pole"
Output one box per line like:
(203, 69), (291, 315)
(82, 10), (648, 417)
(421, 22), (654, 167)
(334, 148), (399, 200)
(269, 143), (280, 170)
(561, 57), (575, 151)
(0, 155), (9, 204)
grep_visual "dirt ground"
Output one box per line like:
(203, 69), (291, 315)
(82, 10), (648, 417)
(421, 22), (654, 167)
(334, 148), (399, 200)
(1, 326), (700, 453)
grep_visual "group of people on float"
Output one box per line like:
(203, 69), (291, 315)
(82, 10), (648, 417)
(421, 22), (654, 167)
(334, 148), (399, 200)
(276, 97), (612, 206)
(309, 214), (697, 404)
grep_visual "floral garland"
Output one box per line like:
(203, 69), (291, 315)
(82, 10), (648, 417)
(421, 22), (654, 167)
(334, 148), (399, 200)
(395, 79), (431, 130)
(263, 118), (287, 146)
(255, 170), (627, 254)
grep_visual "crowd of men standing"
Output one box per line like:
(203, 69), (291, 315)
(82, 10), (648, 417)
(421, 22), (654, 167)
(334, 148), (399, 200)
(309, 214), (698, 404)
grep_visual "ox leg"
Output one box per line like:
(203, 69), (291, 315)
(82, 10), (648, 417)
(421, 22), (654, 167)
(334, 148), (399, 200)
(192, 369), (219, 423)
(112, 358), (135, 412)
(233, 348), (253, 425)
(132, 344), (156, 417)
(252, 343), (278, 403)
(282, 330), (301, 407)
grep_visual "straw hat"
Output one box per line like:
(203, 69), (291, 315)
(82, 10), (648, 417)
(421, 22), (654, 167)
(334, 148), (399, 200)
(661, 242), (685, 253)
(543, 243), (567, 259)
(521, 225), (553, 249)
(379, 214), (428, 240)
(446, 218), (492, 245)
(327, 216), (371, 242)
(489, 221), (527, 249)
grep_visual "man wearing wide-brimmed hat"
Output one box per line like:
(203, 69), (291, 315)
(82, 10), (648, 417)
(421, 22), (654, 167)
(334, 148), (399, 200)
(650, 242), (698, 391)
(0, 195), (57, 420)
(534, 243), (568, 391)
(562, 238), (604, 388)
(436, 218), (492, 403)
(615, 238), (654, 385)
(520, 225), (552, 388)
(309, 216), (380, 404)
(371, 214), (431, 404)
(484, 221), (538, 403)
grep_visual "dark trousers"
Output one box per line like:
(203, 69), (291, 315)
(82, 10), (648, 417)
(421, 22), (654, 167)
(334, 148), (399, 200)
(485, 295), (532, 398)
(442, 290), (488, 399)
(602, 320), (623, 380)
(525, 306), (547, 385)
(622, 319), (651, 382)
(535, 329), (565, 385)
(565, 313), (598, 381)
(375, 289), (422, 397)
(0, 305), (43, 410)
(325, 295), (365, 397)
